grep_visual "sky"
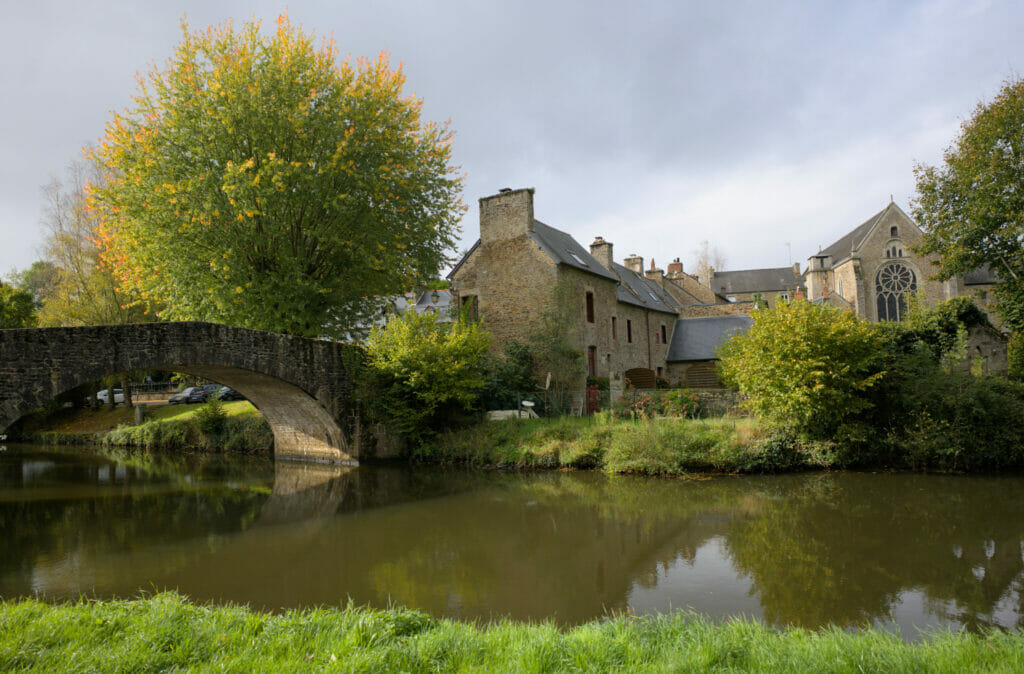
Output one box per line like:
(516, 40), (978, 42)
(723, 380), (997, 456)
(2, 0), (1022, 278)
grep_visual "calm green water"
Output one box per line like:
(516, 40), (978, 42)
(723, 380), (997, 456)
(2, 444), (1023, 639)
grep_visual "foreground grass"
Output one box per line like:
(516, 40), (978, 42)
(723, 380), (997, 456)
(414, 413), (825, 475)
(1, 594), (1020, 673)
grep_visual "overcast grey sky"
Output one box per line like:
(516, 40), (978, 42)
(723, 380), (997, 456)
(2, 0), (1022, 278)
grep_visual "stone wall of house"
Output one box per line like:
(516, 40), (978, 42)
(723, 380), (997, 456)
(450, 190), (558, 351)
(555, 266), (675, 388)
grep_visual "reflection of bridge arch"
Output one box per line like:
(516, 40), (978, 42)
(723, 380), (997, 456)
(0, 322), (358, 463)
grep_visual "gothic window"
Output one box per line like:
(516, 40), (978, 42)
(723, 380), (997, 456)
(875, 262), (916, 321)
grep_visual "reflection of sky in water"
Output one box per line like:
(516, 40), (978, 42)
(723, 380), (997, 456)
(627, 536), (763, 622)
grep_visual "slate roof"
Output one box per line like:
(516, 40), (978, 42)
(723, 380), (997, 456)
(529, 220), (619, 282)
(817, 206), (888, 264)
(667, 315), (754, 362)
(611, 263), (680, 315)
(711, 267), (805, 295)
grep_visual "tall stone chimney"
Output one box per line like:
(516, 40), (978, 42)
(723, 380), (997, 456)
(645, 258), (665, 287)
(792, 262), (801, 277)
(667, 258), (684, 277)
(623, 254), (643, 274)
(590, 236), (613, 271)
(479, 187), (535, 245)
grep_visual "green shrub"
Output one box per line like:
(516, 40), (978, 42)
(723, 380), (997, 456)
(718, 300), (889, 440)
(362, 309), (491, 441)
(195, 396), (227, 435)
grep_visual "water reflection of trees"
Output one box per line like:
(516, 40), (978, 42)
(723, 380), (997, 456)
(0, 448), (273, 598)
(4, 449), (1023, 633)
(722, 473), (1024, 631)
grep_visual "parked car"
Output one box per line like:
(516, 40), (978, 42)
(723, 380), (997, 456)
(216, 386), (245, 401)
(168, 384), (220, 405)
(95, 388), (124, 405)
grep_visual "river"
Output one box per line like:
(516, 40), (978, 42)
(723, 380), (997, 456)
(2, 443), (1022, 639)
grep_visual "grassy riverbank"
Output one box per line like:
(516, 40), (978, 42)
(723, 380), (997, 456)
(2, 594), (1021, 672)
(14, 401), (273, 453)
(414, 413), (833, 475)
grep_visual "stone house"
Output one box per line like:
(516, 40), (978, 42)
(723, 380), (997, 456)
(448, 188), (689, 391)
(700, 266), (806, 309)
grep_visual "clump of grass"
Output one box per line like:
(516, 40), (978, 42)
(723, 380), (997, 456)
(417, 414), (788, 476)
(2, 593), (1022, 672)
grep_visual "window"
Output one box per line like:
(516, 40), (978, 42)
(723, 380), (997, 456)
(656, 367), (663, 378)
(876, 262), (917, 321)
(462, 295), (478, 321)
(660, 325), (667, 344)
(585, 292), (594, 323)
(611, 316), (617, 340)
(891, 226), (898, 238)
(780, 292), (789, 303)
(570, 253), (589, 267)
(626, 319), (633, 343)
(587, 346), (596, 376)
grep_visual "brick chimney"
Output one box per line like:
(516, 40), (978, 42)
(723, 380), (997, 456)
(667, 258), (684, 277)
(479, 187), (535, 245)
(623, 254), (643, 274)
(645, 258), (665, 287)
(590, 236), (613, 271)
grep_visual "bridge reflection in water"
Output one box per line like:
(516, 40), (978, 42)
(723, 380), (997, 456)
(2, 449), (1023, 638)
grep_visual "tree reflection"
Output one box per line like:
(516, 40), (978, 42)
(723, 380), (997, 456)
(723, 473), (1024, 631)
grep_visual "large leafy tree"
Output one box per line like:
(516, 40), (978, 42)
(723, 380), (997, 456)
(913, 77), (1024, 330)
(89, 15), (463, 338)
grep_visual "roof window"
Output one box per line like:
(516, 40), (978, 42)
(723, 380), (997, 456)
(569, 253), (588, 266)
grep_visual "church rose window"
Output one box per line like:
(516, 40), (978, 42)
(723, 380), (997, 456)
(875, 262), (916, 321)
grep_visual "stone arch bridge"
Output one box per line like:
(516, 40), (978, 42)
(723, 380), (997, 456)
(0, 322), (360, 464)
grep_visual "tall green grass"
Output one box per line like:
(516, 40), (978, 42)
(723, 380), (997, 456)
(2, 593), (1021, 672)
(413, 413), (821, 475)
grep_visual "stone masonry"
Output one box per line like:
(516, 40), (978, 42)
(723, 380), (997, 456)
(0, 322), (361, 463)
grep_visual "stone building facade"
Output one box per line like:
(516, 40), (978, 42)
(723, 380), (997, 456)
(448, 188), (694, 390)
(800, 201), (1001, 328)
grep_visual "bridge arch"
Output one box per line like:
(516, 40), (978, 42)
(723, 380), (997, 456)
(0, 322), (359, 464)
